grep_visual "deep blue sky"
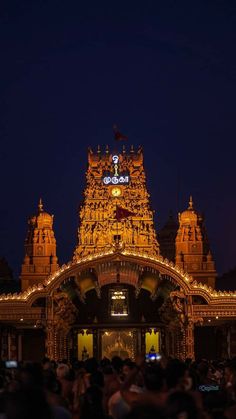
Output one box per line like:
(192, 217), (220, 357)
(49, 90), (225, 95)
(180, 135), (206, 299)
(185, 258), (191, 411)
(0, 0), (236, 278)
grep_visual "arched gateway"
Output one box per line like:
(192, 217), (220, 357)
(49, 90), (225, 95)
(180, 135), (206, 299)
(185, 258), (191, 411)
(1, 146), (236, 362)
(1, 247), (236, 361)
(31, 248), (199, 361)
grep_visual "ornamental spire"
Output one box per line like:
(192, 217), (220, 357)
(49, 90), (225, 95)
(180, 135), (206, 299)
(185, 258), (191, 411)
(188, 195), (194, 210)
(38, 198), (43, 213)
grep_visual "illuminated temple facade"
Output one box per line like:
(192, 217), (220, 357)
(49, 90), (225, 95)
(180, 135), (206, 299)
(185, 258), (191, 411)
(0, 146), (236, 362)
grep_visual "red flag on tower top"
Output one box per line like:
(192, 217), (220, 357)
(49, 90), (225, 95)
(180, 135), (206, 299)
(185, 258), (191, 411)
(113, 125), (128, 141)
(115, 206), (135, 221)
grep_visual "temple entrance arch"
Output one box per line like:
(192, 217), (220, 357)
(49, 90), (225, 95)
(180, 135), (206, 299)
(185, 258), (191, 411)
(37, 251), (194, 300)
(38, 251), (196, 361)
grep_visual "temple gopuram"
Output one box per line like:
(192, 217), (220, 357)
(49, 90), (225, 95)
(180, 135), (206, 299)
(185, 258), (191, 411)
(0, 146), (236, 362)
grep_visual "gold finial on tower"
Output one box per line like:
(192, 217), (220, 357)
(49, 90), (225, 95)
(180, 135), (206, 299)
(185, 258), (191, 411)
(38, 198), (43, 213)
(188, 195), (193, 210)
(97, 145), (101, 154)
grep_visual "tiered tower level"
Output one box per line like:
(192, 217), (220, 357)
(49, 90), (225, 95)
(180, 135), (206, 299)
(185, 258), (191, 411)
(74, 146), (160, 259)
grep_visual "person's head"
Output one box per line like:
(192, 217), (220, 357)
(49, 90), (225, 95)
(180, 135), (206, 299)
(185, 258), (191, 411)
(165, 391), (199, 419)
(126, 405), (165, 419)
(203, 390), (228, 419)
(19, 363), (43, 388)
(0, 375), (5, 391)
(224, 360), (236, 390)
(4, 387), (52, 419)
(197, 361), (210, 380)
(185, 358), (192, 367)
(122, 359), (135, 377)
(166, 359), (189, 390)
(224, 365), (232, 385)
(80, 386), (104, 419)
(102, 365), (114, 376)
(90, 370), (104, 388)
(42, 357), (50, 365)
(144, 363), (165, 392)
(186, 368), (198, 391)
(72, 360), (85, 371)
(100, 357), (110, 370)
(111, 356), (123, 374)
(56, 363), (70, 380)
(84, 357), (98, 374)
(42, 361), (54, 371)
(43, 370), (61, 395)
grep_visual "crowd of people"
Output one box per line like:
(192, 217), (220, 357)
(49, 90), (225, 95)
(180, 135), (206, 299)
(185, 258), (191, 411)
(0, 355), (236, 419)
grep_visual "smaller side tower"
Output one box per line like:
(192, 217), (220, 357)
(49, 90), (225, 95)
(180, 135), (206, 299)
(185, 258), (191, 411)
(20, 199), (58, 291)
(175, 196), (216, 288)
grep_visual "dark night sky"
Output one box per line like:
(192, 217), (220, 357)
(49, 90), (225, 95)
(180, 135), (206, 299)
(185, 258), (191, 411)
(0, 0), (236, 278)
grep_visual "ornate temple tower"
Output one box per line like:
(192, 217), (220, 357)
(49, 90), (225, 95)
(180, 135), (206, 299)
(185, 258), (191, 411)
(20, 199), (58, 291)
(74, 146), (159, 259)
(175, 197), (216, 288)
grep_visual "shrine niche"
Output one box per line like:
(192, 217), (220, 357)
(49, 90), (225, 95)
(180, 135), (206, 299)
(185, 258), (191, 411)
(101, 330), (135, 359)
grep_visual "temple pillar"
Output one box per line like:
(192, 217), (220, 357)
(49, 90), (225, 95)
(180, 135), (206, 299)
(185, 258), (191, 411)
(1, 328), (8, 360)
(166, 329), (175, 358)
(171, 330), (176, 358)
(18, 333), (22, 361)
(45, 322), (57, 360)
(176, 327), (185, 360)
(93, 329), (98, 359)
(48, 327), (72, 362)
(228, 324), (236, 358)
(7, 331), (11, 360)
(5, 328), (18, 361)
(49, 328), (69, 362)
(68, 329), (78, 363)
(46, 295), (54, 360)
(185, 320), (195, 360)
(160, 328), (166, 354)
(141, 328), (146, 354)
(133, 329), (138, 359)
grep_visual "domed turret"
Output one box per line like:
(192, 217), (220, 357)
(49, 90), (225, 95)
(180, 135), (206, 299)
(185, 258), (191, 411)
(176, 196), (216, 288)
(20, 199), (59, 291)
(180, 196), (198, 223)
(36, 198), (54, 228)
